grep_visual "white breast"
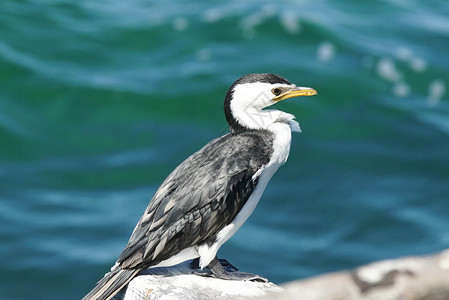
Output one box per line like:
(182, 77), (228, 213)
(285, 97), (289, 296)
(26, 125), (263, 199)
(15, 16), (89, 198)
(198, 122), (293, 268)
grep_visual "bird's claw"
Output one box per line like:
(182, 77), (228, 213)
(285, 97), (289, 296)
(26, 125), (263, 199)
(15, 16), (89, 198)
(190, 257), (268, 283)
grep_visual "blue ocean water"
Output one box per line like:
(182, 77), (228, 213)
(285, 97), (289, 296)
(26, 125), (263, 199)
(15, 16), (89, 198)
(0, 0), (448, 299)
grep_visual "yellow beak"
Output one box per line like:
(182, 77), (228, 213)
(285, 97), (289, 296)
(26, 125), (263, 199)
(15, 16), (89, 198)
(273, 87), (317, 102)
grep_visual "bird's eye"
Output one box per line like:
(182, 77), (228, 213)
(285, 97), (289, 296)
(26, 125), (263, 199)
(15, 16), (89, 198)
(272, 88), (282, 96)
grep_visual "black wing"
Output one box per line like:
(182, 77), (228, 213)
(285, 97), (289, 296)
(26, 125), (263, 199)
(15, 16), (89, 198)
(118, 130), (274, 269)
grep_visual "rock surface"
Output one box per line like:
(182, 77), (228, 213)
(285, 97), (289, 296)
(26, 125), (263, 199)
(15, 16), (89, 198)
(261, 249), (449, 300)
(112, 260), (281, 300)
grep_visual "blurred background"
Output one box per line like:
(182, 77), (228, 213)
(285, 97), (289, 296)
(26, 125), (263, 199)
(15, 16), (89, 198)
(1, 0), (448, 299)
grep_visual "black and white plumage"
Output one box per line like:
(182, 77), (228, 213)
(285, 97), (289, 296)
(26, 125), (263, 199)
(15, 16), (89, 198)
(83, 73), (316, 300)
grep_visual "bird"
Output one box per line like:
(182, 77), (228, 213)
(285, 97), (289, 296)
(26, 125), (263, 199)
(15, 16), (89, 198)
(83, 73), (317, 300)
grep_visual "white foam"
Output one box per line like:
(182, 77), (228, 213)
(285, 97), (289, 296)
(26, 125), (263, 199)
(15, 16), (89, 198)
(203, 9), (224, 23)
(393, 82), (411, 98)
(427, 79), (446, 107)
(395, 47), (413, 61)
(317, 41), (335, 63)
(280, 11), (302, 35)
(376, 58), (402, 82)
(410, 57), (427, 72)
(172, 17), (188, 31)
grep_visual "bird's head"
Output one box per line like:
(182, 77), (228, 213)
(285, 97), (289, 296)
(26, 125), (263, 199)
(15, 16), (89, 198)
(224, 73), (317, 133)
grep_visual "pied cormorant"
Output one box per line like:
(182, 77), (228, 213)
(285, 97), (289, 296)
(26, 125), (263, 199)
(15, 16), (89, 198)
(83, 73), (317, 300)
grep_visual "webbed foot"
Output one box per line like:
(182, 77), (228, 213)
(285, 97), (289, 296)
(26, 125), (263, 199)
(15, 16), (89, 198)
(190, 256), (268, 283)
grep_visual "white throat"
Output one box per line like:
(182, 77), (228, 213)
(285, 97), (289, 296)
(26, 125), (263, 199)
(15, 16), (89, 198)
(231, 106), (302, 133)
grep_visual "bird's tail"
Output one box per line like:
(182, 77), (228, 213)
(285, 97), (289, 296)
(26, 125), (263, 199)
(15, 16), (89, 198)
(83, 267), (140, 300)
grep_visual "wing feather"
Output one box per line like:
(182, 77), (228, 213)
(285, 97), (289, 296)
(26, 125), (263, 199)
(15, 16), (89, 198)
(118, 130), (273, 269)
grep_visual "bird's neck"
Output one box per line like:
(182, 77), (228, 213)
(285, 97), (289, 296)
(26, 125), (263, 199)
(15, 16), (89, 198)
(229, 108), (301, 134)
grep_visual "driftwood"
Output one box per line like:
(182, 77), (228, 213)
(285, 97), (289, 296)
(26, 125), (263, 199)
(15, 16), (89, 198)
(112, 260), (281, 300)
(262, 249), (449, 300)
(113, 249), (449, 300)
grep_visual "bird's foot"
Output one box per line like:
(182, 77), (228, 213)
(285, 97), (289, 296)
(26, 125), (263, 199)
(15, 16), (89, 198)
(190, 258), (238, 272)
(190, 256), (268, 283)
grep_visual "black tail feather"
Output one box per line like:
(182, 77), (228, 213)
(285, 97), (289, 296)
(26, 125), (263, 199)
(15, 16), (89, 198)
(83, 267), (140, 300)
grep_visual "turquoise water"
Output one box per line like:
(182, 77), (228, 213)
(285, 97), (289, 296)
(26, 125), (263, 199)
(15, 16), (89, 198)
(1, 1), (448, 299)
